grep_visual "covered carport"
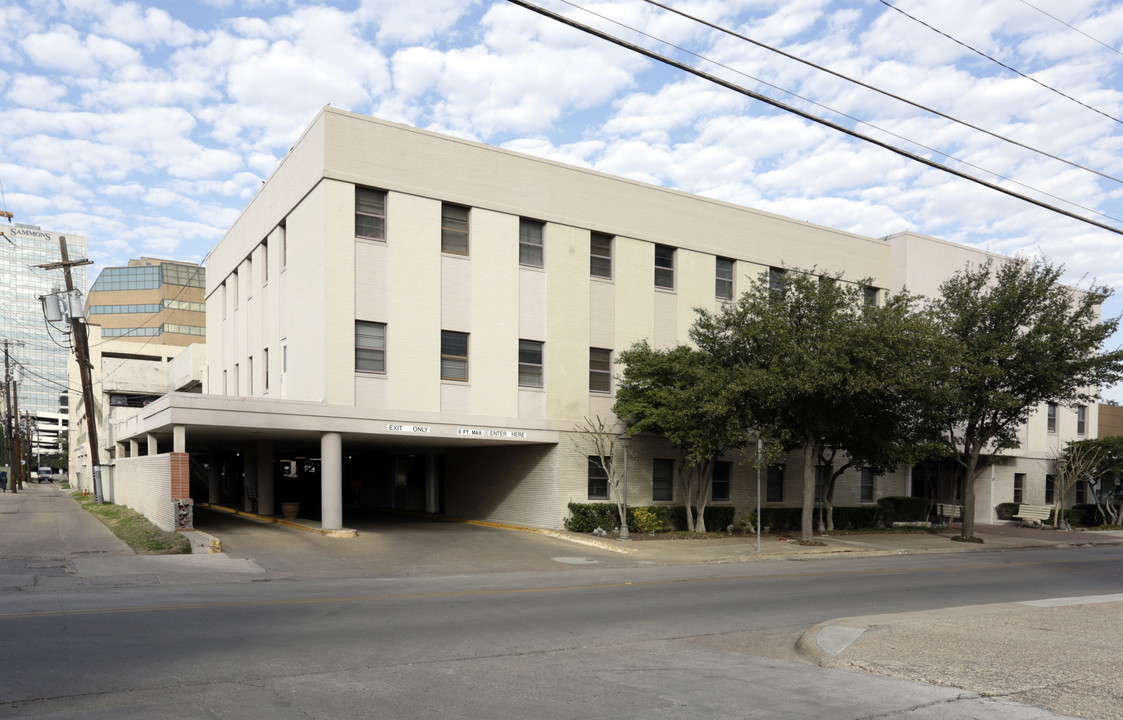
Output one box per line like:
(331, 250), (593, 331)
(105, 392), (560, 533)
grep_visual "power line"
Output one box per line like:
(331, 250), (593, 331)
(1014, 0), (1123, 58)
(574, 0), (1122, 224)
(879, 0), (1122, 125)
(505, 0), (1123, 236)
(640, 0), (1123, 187)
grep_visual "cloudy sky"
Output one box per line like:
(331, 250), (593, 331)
(3, 0), (1123, 399)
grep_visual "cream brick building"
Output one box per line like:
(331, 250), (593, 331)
(77, 108), (1096, 532)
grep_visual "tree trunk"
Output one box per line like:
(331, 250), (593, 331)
(801, 442), (816, 541)
(960, 446), (983, 540)
(678, 457), (697, 532)
(824, 465), (846, 532)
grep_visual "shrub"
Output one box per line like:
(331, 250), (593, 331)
(759, 507), (802, 532)
(564, 503), (620, 533)
(995, 502), (1020, 521)
(668, 505), (736, 531)
(877, 496), (930, 524)
(564, 503), (675, 533)
(829, 506), (879, 530)
(1068, 503), (1102, 527)
(631, 508), (662, 534)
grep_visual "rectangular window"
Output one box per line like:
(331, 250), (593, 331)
(1077, 405), (1087, 435)
(1014, 473), (1025, 504)
(588, 456), (609, 500)
(590, 232), (612, 278)
(356, 322), (386, 373)
(282, 342), (288, 373)
(860, 468), (875, 503)
(280, 223), (286, 269)
(356, 187), (387, 240)
(1076, 481), (1086, 504)
(712, 461), (731, 501)
(233, 363), (239, 396)
(715, 257), (734, 299)
(441, 203), (469, 255)
(766, 465), (784, 502)
(263, 348), (270, 391)
(519, 219), (544, 267)
(654, 244), (675, 289)
(441, 331), (469, 381)
(652, 458), (674, 501)
(769, 267), (785, 293)
(518, 340), (543, 387)
(261, 241), (268, 283)
(814, 466), (825, 502)
(864, 286), (878, 306)
(1045, 475), (1055, 505)
(1047, 403), (1057, 434)
(589, 347), (612, 393)
(248, 356), (254, 395)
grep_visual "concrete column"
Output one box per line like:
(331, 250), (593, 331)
(208, 451), (221, 504)
(425, 453), (439, 514)
(116, 442), (126, 459)
(243, 445), (257, 513)
(256, 440), (274, 516)
(147, 433), (158, 456)
(321, 432), (343, 530)
(173, 425), (186, 453)
(129, 439), (139, 457)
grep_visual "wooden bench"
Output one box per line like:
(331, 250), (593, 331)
(1013, 504), (1052, 525)
(936, 503), (962, 521)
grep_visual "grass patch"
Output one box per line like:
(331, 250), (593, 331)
(73, 492), (191, 555)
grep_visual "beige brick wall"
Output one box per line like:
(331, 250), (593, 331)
(445, 444), (558, 528)
(112, 455), (175, 531)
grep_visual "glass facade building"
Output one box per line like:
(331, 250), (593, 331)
(0, 224), (87, 415)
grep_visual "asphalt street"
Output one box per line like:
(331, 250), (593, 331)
(3, 483), (1121, 719)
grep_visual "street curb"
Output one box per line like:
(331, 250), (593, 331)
(198, 502), (358, 538)
(793, 596), (1123, 666)
(179, 528), (224, 553)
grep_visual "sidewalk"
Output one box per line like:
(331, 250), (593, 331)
(546, 521), (1123, 564)
(0, 483), (264, 590)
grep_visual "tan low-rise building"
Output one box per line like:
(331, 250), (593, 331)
(85, 257), (205, 346)
(70, 108), (1096, 532)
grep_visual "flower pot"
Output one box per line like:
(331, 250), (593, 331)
(281, 502), (300, 519)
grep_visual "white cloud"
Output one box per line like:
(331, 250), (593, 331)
(356, 0), (472, 45)
(89, 2), (201, 47)
(7, 74), (70, 109)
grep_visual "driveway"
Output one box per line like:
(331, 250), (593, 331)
(194, 506), (638, 578)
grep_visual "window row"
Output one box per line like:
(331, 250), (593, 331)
(352, 187), (751, 299)
(356, 322), (549, 388)
(1046, 402), (1087, 435)
(89, 303), (163, 315)
(587, 460), (877, 503)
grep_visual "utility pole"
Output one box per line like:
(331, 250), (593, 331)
(11, 363), (22, 492)
(3, 340), (16, 494)
(37, 238), (101, 503)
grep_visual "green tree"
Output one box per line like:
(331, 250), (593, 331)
(814, 289), (949, 530)
(694, 270), (943, 542)
(614, 342), (752, 532)
(1063, 436), (1123, 526)
(923, 257), (1123, 541)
